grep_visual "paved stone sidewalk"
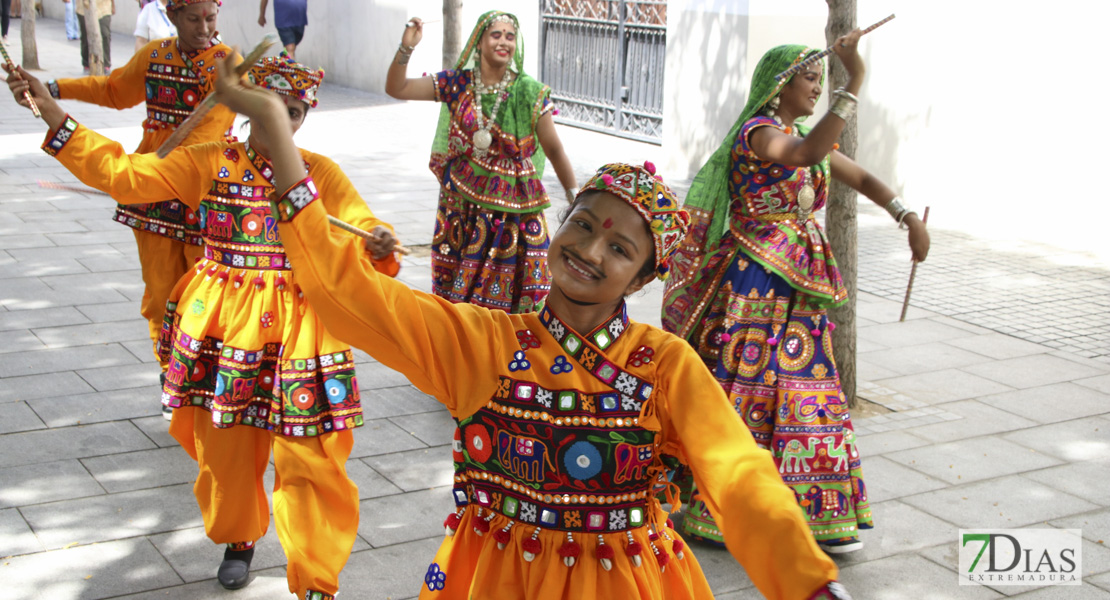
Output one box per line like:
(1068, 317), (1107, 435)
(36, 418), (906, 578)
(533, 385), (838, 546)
(2, 17), (1109, 600)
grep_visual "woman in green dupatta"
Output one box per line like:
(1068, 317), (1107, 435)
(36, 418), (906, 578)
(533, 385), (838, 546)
(662, 32), (929, 553)
(385, 11), (578, 313)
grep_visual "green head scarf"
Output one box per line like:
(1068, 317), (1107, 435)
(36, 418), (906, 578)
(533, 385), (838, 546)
(430, 10), (549, 178)
(683, 44), (825, 250)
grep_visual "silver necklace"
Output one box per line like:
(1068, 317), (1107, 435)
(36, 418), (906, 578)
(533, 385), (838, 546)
(471, 66), (512, 159)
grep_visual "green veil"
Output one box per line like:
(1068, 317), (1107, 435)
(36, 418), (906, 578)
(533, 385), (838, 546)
(430, 10), (548, 178)
(682, 44), (825, 250)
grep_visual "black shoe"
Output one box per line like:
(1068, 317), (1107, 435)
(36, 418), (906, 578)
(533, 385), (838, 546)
(217, 546), (254, 590)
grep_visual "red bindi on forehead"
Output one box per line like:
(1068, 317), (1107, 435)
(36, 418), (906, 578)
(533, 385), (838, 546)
(602, 218), (613, 229)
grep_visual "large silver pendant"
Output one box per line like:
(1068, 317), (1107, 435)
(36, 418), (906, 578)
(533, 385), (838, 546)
(798, 184), (816, 211)
(796, 184), (815, 221)
(473, 128), (493, 151)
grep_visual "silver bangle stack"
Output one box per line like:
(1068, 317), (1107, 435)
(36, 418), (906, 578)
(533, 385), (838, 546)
(565, 187), (578, 205)
(884, 196), (916, 229)
(396, 43), (414, 66)
(829, 88), (858, 122)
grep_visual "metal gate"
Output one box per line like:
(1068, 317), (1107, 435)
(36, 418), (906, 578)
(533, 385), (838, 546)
(539, 0), (667, 143)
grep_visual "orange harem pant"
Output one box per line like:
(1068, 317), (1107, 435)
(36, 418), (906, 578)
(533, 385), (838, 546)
(134, 230), (204, 366)
(170, 406), (360, 597)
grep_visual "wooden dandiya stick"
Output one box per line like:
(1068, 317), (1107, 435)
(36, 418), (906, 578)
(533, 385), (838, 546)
(898, 205), (930, 322)
(37, 180), (109, 196)
(773, 14), (896, 82)
(0, 40), (41, 119)
(327, 215), (411, 255)
(37, 181), (411, 256)
(155, 35), (277, 159)
(405, 19), (440, 27)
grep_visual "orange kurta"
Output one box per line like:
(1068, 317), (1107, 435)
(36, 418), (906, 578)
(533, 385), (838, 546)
(43, 118), (400, 598)
(275, 180), (840, 600)
(50, 36), (238, 358)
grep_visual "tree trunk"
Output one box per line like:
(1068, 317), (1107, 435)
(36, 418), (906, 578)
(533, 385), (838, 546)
(83, 1), (104, 76)
(824, 0), (858, 408)
(442, 0), (463, 70)
(19, 0), (39, 70)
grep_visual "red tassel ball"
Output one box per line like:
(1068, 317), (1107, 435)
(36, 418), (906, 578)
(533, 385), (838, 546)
(474, 519), (491, 533)
(558, 541), (581, 558)
(811, 329), (822, 337)
(493, 529), (511, 545)
(596, 544), (615, 560)
(655, 551), (671, 567)
(767, 337), (779, 347)
(252, 276), (265, 289)
(625, 542), (643, 556)
(444, 513), (461, 530)
(828, 322), (837, 332)
(522, 538), (542, 555)
(643, 160), (656, 175)
(649, 532), (660, 542)
(666, 519), (675, 529)
(216, 271), (229, 281)
(672, 540), (685, 554)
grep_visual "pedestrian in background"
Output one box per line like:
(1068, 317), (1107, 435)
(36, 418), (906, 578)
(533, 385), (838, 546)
(76, 0), (113, 73)
(1, 0), (12, 45)
(133, 0), (174, 50)
(63, 0), (80, 40)
(258, 0), (305, 59)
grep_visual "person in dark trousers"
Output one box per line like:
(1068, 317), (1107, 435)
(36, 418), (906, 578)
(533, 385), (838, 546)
(258, 0), (306, 59)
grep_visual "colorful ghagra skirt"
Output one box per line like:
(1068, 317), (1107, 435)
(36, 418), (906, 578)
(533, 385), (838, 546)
(431, 189), (550, 314)
(679, 248), (873, 546)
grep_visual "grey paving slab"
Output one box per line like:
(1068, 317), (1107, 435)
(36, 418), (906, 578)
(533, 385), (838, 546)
(111, 567), (292, 599)
(836, 552), (1003, 599)
(1021, 459), (1110, 507)
(859, 456), (950, 503)
(356, 359), (418, 389)
(345, 459), (404, 501)
(1075, 374), (1110, 395)
(858, 358), (901, 382)
(0, 421), (156, 469)
(29, 385), (162, 427)
(833, 501), (960, 565)
(0, 400), (47, 434)
(390, 408), (456, 447)
(1051, 509), (1110, 545)
(963, 354), (1108, 390)
(0, 507), (46, 557)
(948, 333), (1054, 361)
(149, 521), (292, 584)
(686, 541), (756, 595)
(1001, 417), (1110, 462)
(129, 416), (180, 448)
(856, 429), (932, 455)
(357, 383), (444, 420)
(337, 537), (444, 600)
(901, 400), (1040, 445)
(886, 437), (1064, 486)
(20, 483), (202, 550)
(859, 342), (996, 377)
(0, 538), (184, 600)
(858, 318), (979, 349)
(0, 305), (88, 331)
(901, 476), (1099, 529)
(76, 362), (161, 392)
(361, 446), (455, 493)
(0, 459), (105, 509)
(874, 368), (1016, 405)
(31, 319), (149, 349)
(349, 417), (429, 459)
(0, 343), (140, 378)
(120, 338), (160, 364)
(1009, 585), (1110, 599)
(0, 328), (47, 354)
(0, 257), (88, 278)
(1091, 572), (1110, 592)
(357, 486), (454, 548)
(80, 447), (197, 494)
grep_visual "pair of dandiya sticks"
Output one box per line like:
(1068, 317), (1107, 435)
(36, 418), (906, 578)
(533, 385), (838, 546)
(768, 13), (931, 320)
(35, 35), (408, 254)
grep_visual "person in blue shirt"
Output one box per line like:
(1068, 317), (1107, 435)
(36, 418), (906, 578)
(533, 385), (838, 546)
(258, 0), (307, 59)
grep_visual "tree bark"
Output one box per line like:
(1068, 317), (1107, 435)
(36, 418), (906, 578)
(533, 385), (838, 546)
(19, 0), (39, 70)
(83, 1), (104, 76)
(442, 0), (463, 70)
(824, 0), (858, 408)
